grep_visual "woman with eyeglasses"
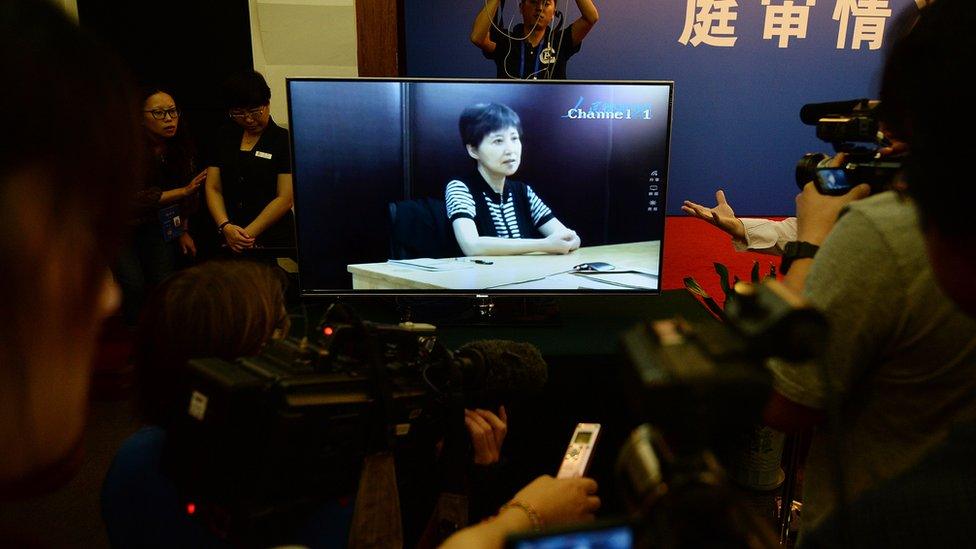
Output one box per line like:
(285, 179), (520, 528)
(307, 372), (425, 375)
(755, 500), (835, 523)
(114, 86), (208, 326)
(205, 70), (295, 257)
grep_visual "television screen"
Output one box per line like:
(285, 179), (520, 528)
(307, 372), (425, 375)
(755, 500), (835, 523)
(287, 78), (672, 295)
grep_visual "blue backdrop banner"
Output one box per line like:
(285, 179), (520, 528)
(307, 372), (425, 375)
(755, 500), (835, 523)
(405, 0), (918, 215)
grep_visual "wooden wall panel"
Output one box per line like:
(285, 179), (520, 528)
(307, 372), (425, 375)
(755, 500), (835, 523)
(356, 0), (404, 76)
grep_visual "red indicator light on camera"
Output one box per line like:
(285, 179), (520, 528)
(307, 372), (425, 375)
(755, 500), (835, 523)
(323, 326), (334, 336)
(186, 502), (196, 515)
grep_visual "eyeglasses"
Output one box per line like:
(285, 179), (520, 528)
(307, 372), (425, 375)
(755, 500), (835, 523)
(229, 106), (266, 120)
(144, 107), (180, 120)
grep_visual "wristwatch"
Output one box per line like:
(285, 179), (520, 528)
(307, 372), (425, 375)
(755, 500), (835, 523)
(780, 241), (820, 275)
(217, 220), (232, 235)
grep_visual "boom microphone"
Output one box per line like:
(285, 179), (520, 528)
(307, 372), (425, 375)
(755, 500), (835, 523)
(455, 339), (548, 405)
(799, 98), (873, 125)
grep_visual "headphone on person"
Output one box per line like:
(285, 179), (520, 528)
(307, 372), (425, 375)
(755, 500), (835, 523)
(494, 0), (566, 79)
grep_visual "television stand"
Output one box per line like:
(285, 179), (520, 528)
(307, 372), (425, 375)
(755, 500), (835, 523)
(394, 295), (563, 327)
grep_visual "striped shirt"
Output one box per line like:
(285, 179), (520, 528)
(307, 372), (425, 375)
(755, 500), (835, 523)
(445, 176), (554, 239)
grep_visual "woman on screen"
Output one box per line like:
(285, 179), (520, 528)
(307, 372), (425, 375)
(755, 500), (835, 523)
(446, 102), (581, 256)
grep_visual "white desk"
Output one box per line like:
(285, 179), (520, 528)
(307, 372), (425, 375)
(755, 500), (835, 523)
(348, 240), (661, 291)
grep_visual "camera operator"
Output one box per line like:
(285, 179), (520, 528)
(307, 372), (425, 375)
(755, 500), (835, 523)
(100, 260), (357, 547)
(759, 0), (976, 540)
(800, 0), (976, 545)
(101, 260), (533, 547)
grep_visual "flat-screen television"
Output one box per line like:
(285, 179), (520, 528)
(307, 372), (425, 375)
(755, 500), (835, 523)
(287, 78), (672, 296)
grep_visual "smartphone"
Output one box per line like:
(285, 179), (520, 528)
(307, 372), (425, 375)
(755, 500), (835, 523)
(556, 422), (601, 479)
(814, 168), (854, 195)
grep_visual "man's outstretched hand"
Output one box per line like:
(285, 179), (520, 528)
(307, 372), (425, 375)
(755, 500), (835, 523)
(682, 190), (746, 241)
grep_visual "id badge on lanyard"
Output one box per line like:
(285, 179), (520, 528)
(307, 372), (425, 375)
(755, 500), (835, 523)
(158, 203), (184, 242)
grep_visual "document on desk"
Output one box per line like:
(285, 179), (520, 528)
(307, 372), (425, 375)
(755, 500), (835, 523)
(573, 271), (659, 290)
(386, 258), (472, 272)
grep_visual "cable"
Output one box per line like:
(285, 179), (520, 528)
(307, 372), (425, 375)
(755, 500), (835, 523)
(545, 0), (569, 79)
(487, 0), (542, 41)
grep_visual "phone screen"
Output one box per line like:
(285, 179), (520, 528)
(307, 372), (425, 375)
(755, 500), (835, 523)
(815, 168), (853, 194)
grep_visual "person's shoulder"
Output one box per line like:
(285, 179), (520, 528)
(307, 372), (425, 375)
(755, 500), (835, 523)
(113, 426), (167, 467)
(811, 191), (924, 292)
(845, 190), (913, 217)
(265, 119), (289, 141)
(838, 191), (920, 249)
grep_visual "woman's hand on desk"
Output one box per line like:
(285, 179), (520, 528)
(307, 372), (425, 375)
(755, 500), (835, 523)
(544, 230), (579, 254)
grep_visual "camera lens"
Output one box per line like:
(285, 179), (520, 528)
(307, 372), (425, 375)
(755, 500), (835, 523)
(795, 153), (829, 189)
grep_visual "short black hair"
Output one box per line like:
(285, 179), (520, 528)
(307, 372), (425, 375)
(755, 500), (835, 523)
(459, 102), (523, 148)
(880, 0), (974, 236)
(222, 70), (271, 109)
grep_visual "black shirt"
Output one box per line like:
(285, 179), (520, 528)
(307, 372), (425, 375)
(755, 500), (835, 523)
(131, 144), (197, 228)
(486, 23), (581, 80)
(212, 118), (295, 248)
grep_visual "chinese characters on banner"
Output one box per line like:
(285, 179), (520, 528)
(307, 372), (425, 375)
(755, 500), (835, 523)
(678, 0), (900, 49)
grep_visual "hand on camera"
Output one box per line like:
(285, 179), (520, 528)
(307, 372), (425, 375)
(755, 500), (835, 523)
(682, 190), (747, 241)
(506, 475), (601, 527)
(795, 180), (871, 246)
(465, 406), (508, 466)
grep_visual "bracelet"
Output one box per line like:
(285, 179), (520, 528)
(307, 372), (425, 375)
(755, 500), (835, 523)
(217, 220), (232, 234)
(500, 499), (544, 532)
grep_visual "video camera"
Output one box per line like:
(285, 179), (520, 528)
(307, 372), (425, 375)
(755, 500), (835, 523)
(795, 99), (903, 195)
(162, 303), (547, 542)
(508, 281), (826, 548)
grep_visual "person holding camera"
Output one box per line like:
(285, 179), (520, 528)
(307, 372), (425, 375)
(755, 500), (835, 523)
(758, 2), (976, 539)
(100, 260), (351, 547)
(798, 1), (976, 545)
